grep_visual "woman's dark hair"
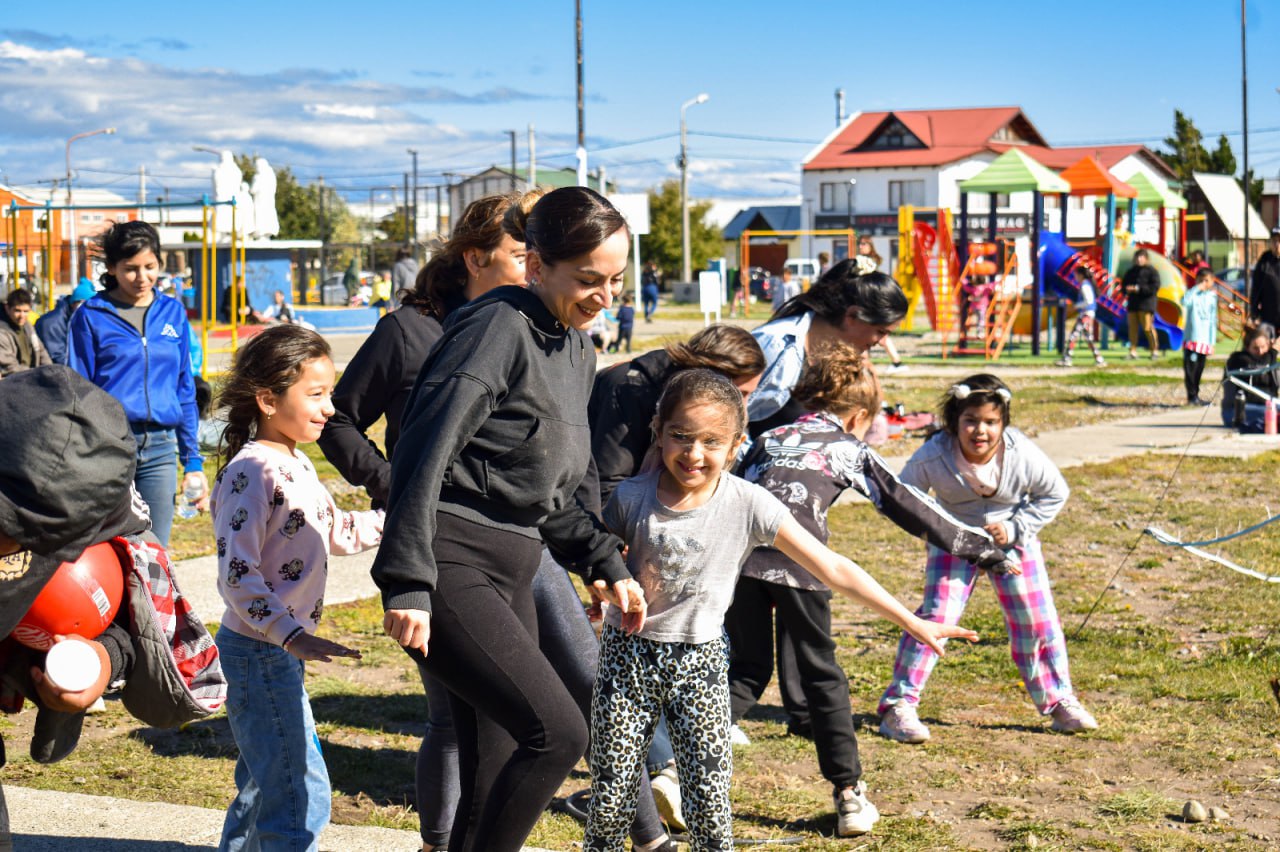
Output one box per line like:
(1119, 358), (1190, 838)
(97, 220), (161, 290)
(665, 324), (765, 382)
(401, 192), (522, 316)
(792, 343), (881, 416)
(1073, 265), (1094, 283)
(655, 368), (746, 439)
(940, 373), (1012, 435)
(772, 258), (907, 327)
(1242, 325), (1271, 351)
(524, 186), (629, 266)
(503, 186), (548, 243)
(215, 325), (331, 473)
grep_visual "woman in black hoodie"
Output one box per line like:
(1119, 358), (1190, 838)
(319, 190), (537, 852)
(373, 187), (645, 852)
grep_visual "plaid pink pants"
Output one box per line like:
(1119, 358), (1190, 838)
(878, 538), (1074, 715)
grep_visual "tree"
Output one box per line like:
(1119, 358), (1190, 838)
(639, 180), (723, 282)
(1159, 109), (1210, 183)
(1208, 134), (1237, 176)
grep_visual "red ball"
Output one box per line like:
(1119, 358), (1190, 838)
(12, 541), (126, 650)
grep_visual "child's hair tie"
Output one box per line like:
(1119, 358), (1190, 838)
(950, 383), (1012, 403)
(853, 254), (878, 276)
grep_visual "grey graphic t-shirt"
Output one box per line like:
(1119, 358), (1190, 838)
(603, 469), (787, 643)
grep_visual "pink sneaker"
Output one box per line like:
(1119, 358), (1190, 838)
(1049, 696), (1098, 733)
(878, 703), (930, 743)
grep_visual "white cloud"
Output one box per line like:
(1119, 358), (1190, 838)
(0, 37), (796, 202)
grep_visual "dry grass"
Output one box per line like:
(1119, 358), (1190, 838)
(17, 396), (1280, 850)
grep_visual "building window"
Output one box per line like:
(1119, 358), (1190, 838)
(820, 183), (837, 212)
(888, 180), (926, 209)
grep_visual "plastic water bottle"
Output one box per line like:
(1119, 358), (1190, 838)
(177, 480), (203, 520)
(1266, 398), (1278, 436)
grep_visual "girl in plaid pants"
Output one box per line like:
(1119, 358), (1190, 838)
(877, 374), (1098, 744)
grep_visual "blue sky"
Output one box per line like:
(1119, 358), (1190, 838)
(1, 0), (1277, 206)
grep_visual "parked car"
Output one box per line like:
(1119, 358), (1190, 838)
(1216, 267), (1247, 295)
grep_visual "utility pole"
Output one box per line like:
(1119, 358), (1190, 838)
(318, 176), (328, 300)
(408, 149), (419, 250)
(1242, 0), (1251, 284)
(575, 0), (587, 185)
(680, 93), (709, 284)
(403, 172), (411, 248)
(435, 185), (443, 237)
(835, 88), (846, 126)
(508, 130), (518, 191)
(528, 124), (537, 192)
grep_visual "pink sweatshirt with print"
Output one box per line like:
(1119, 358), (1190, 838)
(213, 441), (383, 646)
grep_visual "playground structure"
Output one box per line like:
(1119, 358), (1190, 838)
(3, 196), (248, 378)
(898, 148), (1249, 360)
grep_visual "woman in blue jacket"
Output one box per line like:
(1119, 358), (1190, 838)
(68, 221), (205, 546)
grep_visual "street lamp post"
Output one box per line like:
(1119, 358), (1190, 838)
(66, 127), (116, 281)
(680, 93), (709, 284)
(408, 149), (419, 249)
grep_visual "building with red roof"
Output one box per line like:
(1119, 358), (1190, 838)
(800, 106), (1176, 265)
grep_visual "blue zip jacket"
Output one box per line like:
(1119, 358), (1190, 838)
(67, 292), (203, 473)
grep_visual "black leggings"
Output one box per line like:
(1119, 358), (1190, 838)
(1183, 349), (1208, 402)
(414, 512), (588, 852)
(725, 576), (862, 789)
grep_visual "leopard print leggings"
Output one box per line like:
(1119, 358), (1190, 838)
(585, 625), (734, 852)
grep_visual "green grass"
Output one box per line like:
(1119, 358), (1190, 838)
(28, 395), (1280, 850)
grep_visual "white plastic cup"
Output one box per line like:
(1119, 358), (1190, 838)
(44, 639), (101, 693)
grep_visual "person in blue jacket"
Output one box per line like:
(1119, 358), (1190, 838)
(67, 221), (207, 546)
(34, 278), (96, 365)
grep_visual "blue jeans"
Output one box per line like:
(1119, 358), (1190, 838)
(132, 425), (178, 548)
(217, 626), (330, 852)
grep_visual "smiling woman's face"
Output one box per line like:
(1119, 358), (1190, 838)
(527, 229), (630, 331)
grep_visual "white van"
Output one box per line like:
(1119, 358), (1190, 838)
(783, 258), (821, 288)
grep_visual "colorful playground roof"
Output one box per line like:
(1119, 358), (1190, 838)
(1057, 157), (1137, 198)
(958, 149), (1070, 194)
(1093, 171), (1187, 210)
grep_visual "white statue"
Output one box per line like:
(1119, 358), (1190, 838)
(212, 151), (242, 238)
(234, 181), (256, 239)
(251, 157), (279, 238)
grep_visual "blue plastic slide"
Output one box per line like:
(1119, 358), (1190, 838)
(1039, 232), (1182, 350)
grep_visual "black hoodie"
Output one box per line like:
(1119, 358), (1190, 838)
(586, 348), (677, 509)
(372, 286), (627, 613)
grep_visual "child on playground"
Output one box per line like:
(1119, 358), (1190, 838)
(212, 325), (383, 851)
(1056, 266), (1105, 367)
(877, 374), (1097, 745)
(1181, 268), (1218, 405)
(584, 368), (978, 851)
(727, 345), (1014, 836)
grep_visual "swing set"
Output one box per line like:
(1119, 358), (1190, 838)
(3, 196), (249, 378)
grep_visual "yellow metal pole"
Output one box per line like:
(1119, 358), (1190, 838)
(45, 214), (55, 310)
(201, 203), (211, 379)
(230, 204), (238, 349)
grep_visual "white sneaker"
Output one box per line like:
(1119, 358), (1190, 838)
(884, 362), (909, 374)
(1054, 357), (1073, 367)
(649, 766), (686, 832)
(834, 781), (880, 836)
(878, 703), (930, 744)
(728, 724), (751, 746)
(1049, 696), (1098, 733)
(85, 696), (107, 715)
(1094, 356), (1106, 366)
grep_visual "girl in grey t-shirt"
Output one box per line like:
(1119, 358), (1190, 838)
(585, 369), (980, 852)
